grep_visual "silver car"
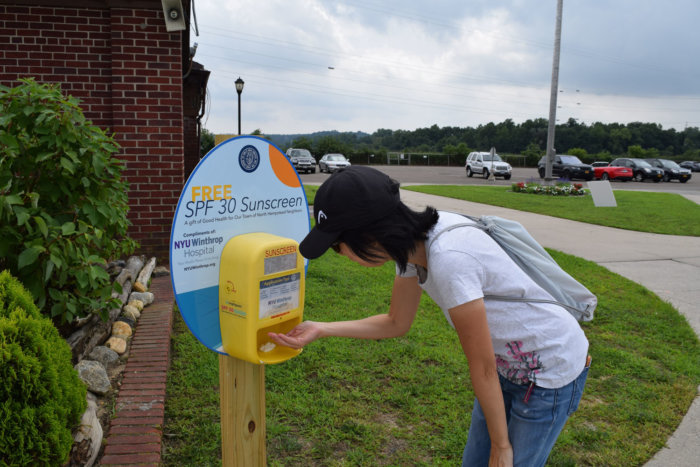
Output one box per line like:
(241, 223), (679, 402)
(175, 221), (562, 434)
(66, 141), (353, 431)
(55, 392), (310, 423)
(319, 153), (351, 173)
(466, 151), (512, 179)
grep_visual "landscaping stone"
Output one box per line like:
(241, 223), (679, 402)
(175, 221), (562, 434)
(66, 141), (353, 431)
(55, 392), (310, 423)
(128, 299), (144, 311)
(133, 281), (147, 292)
(70, 392), (102, 467)
(105, 336), (127, 354)
(88, 346), (119, 367)
(122, 308), (140, 321)
(106, 260), (126, 278)
(153, 265), (170, 277)
(111, 321), (132, 338)
(116, 316), (136, 328)
(75, 360), (111, 396)
(129, 291), (154, 306)
(135, 257), (156, 288)
(122, 304), (141, 319)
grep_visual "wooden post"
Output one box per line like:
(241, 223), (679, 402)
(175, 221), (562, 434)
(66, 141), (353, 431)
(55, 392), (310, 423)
(219, 354), (266, 466)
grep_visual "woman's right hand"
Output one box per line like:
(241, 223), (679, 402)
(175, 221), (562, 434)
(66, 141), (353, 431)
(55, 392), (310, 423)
(268, 321), (323, 349)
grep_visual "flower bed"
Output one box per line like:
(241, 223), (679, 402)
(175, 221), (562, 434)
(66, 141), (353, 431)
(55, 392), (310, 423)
(511, 181), (587, 196)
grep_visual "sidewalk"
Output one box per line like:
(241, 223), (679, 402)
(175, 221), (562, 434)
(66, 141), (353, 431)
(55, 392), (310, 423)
(100, 275), (174, 467)
(400, 189), (700, 467)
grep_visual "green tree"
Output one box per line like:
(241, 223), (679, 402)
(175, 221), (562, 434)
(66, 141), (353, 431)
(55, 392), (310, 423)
(522, 142), (544, 166)
(682, 127), (700, 153)
(628, 144), (645, 158)
(290, 136), (314, 152)
(0, 79), (136, 324)
(314, 136), (350, 158)
(200, 127), (215, 156)
(567, 147), (589, 162)
(610, 127), (632, 154)
(444, 142), (472, 158)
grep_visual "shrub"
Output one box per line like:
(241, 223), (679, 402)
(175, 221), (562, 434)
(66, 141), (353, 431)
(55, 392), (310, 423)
(593, 150), (612, 162)
(522, 142), (544, 166)
(0, 78), (137, 324)
(0, 270), (87, 465)
(567, 147), (589, 161)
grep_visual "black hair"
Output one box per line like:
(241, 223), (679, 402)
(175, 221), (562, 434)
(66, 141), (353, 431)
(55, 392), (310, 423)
(337, 202), (439, 273)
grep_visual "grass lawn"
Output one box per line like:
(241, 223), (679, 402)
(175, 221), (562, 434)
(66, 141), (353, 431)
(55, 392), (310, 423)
(162, 186), (700, 465)
(402, 185), (700, 236)
(163, 254), (700, 466)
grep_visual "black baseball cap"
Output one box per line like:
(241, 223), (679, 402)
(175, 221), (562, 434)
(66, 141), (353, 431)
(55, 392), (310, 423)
(300, 166), (400, 259)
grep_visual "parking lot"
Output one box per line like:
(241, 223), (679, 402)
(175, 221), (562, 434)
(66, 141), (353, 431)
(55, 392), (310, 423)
(298, 165), (700, 198)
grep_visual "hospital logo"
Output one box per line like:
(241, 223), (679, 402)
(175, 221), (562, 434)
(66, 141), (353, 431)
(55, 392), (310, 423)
(239, 145), (260, 173)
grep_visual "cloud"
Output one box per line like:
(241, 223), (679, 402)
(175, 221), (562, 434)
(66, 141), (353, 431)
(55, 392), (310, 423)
(193, 0), (700, 134)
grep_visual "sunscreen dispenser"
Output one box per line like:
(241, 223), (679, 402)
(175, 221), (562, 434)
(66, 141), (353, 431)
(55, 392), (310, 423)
(219, 232), (305, 364)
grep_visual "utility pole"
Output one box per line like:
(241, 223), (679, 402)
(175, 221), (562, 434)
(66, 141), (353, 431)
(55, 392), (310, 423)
(544, 0), (563, 184)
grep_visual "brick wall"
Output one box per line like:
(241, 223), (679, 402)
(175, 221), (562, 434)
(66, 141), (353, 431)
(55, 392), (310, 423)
(0, 3), (184, 262)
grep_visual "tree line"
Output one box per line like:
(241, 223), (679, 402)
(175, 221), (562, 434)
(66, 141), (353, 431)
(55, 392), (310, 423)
(202, 119), (700, 166)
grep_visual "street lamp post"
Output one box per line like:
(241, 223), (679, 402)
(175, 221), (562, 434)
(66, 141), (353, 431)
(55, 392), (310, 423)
(235, 77), (244, 135)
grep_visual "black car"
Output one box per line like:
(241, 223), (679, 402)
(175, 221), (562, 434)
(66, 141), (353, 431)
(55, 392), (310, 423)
(644, 158), (692, 183)
(680, 160), (700, 172)
(537, 155), (594, 181)
(609, 158), (663, 182)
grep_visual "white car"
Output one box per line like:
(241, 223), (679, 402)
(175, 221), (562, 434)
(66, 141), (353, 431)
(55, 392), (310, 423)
(319, 153), (351, 173)
(466, 151), (512, 179)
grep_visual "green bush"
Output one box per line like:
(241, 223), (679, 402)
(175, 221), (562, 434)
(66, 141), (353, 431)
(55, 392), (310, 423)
(0, 270), (87, 466)
(522, 142), (544, 166)
(0, 78), (137, 324)
(567, 147), (589, 161)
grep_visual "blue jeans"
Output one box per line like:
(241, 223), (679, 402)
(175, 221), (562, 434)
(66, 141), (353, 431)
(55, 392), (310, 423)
(462, 365), (589, 467)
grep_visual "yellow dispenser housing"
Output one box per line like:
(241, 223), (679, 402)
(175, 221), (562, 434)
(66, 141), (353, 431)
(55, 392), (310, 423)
(219, 232), (305, 364)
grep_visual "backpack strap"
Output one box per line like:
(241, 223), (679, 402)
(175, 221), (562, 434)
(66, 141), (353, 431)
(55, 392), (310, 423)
(427, 217), (587, 315)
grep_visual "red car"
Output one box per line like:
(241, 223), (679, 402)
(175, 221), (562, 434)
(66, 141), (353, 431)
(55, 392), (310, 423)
(593, 163), (633, 181)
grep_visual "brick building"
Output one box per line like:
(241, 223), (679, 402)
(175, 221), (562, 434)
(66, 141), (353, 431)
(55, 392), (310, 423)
(0, 0), (209, 262)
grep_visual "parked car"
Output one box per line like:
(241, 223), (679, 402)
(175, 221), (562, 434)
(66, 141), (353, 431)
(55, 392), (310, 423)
(537, 154), (594, 181)
(644, 158), (692, 183)
(591, 161), (611, 167)
(609, 158), (663, 182)
(679, 160), (700, 172)
(466, 151), (512, 179)
(318, 153), (351, 173)
(285, 148), (316, 174)
(593, 163), (633, 181)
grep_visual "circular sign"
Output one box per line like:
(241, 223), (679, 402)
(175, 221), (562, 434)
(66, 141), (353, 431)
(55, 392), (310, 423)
(169, 136), (310, 353)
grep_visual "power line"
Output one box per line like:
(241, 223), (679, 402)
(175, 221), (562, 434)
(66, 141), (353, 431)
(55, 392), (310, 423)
(206, 63), (541, 119)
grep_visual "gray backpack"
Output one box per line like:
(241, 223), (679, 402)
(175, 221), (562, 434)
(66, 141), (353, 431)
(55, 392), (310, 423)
(430, 214), (596, 322)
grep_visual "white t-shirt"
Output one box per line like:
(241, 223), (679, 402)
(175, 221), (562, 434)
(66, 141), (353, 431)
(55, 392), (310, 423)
(398, 211), (588, 389)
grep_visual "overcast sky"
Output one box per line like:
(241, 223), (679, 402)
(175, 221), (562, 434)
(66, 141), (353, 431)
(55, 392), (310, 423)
(190, 0), (700, 136)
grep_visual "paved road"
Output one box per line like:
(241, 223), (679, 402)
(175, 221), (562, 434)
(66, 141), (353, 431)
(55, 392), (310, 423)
(299, 165), (700, 198)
